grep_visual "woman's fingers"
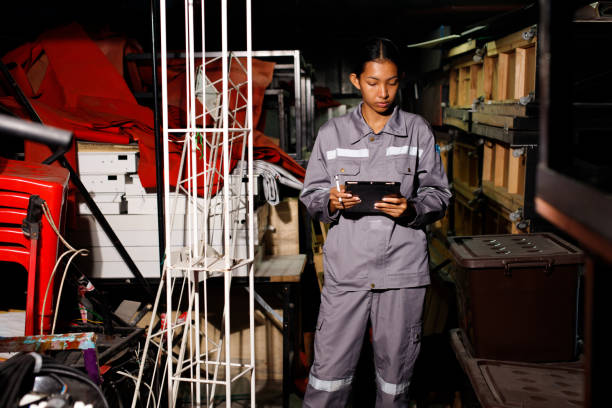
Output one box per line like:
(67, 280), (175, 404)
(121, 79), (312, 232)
(329, 187), (360, 212)
(375, 197), (408, 218)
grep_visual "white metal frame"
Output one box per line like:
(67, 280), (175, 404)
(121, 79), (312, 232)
(131, 0), (256, 406)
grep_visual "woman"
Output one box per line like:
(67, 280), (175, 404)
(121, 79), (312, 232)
(300, 38), (451, 407)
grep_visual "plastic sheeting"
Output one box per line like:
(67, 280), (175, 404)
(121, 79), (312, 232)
(0, 23), (304, 200)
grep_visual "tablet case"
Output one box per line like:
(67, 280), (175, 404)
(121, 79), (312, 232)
(343, 181), (401, 214)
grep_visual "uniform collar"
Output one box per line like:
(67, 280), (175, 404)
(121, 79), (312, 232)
(349, 102), (406, 144)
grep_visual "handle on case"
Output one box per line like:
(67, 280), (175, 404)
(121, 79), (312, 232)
(502, 259), (553, 277)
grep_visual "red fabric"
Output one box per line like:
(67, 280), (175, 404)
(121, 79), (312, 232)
(314, 86), (341, 109)
(0, 23), (304, 200)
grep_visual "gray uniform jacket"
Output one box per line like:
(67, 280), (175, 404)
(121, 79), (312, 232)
(300, 103), (451, 291)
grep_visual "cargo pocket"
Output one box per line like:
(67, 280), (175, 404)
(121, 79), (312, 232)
(404, 323), (422, 364)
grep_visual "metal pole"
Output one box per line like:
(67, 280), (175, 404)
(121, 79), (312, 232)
(246, 0), (256, 405)
(158, 0), (174, 405)
(151, 0), (166, 277)
(294, 51), (302, 159)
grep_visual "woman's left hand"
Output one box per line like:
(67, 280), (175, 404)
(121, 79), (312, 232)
(374, 196), (415, 219)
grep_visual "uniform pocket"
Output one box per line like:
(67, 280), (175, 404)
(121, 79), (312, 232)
(393, 157), (416, 175)
(335, 160), (361, 177)
(335, 160), (361, 184)
(403, 323), (422, 362)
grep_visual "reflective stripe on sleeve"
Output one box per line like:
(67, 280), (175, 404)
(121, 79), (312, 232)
(326, 148), (369, 160)
(308, 373), (353, 392)
(386, 146), (423, 157)
(375, 371), (409, 396)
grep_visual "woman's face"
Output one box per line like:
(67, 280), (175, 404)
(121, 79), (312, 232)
(350, 59), (399, 114)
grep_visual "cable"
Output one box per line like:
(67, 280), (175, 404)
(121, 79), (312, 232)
(38, 200), (89, 334)
(52, 248), (88, 334)
(39, 367), (109, 408)
(116, 370), (157, 408)
(49, 372), (68, 394)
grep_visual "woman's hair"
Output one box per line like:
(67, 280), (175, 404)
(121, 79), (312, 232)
(350, 37), (403, 76)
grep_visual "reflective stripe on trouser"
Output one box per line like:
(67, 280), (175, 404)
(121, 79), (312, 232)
(303, 286), (426, 408)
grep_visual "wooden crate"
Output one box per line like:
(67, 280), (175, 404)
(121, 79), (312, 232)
(452, 141), (480, 190)
(448, 25), (537, 107)
(442, 107), (471, 132)
(481, 140), (526, 212)
(266, 197), (300, 255)
(432, 210), (451, 238)
(453, 189), (484, 236)
(483, 198), (528, 235)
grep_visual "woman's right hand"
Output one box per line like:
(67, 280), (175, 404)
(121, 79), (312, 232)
(329, 186), (361, 213)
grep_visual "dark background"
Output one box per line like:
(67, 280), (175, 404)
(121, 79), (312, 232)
(0, 0), (535, 89)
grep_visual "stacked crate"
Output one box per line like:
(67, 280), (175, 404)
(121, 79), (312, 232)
(73, 142), (268, 279)
(442, 25), (539, 236)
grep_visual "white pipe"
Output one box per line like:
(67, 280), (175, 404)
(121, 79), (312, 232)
(186, 1), (202, 403)
(158, 0), (175, 405)
(130, 269), (166, 408)
(246, 0), (256, 405)
(220, 0), (233, 404)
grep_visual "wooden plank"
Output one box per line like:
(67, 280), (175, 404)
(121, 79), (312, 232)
(486, 25), (537, 57)
(443, 116), (470, 132)
(450, 52), (481, 69)
(482, 142), (495, 182)
(449, 69), (458, 106)
(494, 143), (509, 188)
(497, 53), (510, 100)
(507, 148), (526, 195)
(470, 64), (481, 102)
(453, 179), (479, 201)
(266, 197), (299, 255)
(476, 101), (538, 117)
(472, 112), (538, 130)
(0, 332), (97, 352)
(254, 254), (307, 282)
(458, 67), (469, 106)
(497, 52), (516, 100)
(483, 57), (497, 100)
(444, 107), (471, 121)
(482, 180), (523, 213)
(471, 122), (539, 145)
(452, 142), (479, 189)
(448, 39), (476, 58)
(514, 47), (536, 99)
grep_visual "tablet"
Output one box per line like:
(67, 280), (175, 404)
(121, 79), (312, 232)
(343, 181), (401, 214)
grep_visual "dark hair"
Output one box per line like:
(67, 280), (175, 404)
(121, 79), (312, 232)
(351, 37), (403, 75)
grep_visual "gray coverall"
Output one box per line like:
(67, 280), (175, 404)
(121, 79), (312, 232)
(300, 103), (451, 407)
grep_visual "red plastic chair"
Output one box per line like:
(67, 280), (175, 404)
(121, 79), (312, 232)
(0, 158), (69, 335)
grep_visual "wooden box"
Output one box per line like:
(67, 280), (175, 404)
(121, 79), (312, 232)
(481, 140), (526, 213)
(452, 141), (480, 191)
(453, 189), (484, 237)
(448, 25), (538, 108)
(266, 197), (300, 255)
